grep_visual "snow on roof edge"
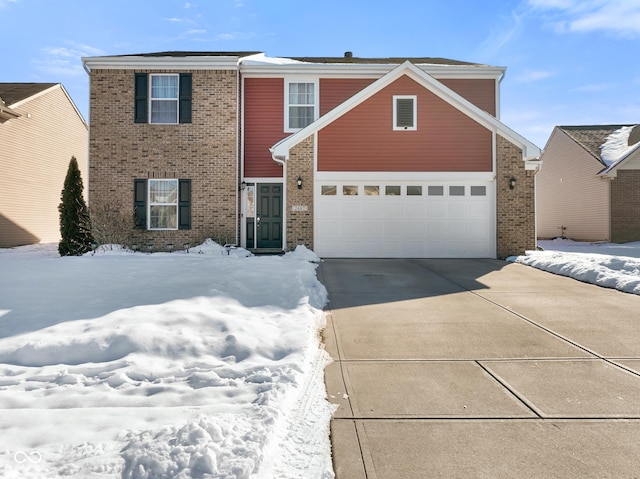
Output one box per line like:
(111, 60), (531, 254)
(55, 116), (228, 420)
(600, 125), (640, 167)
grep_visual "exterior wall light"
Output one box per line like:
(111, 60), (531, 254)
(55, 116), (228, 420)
(509, 177), (517, 190)
(240, 180), (246, 191)
(297, 176), (303, 190)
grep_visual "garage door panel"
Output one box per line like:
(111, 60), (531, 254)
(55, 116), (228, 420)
(315, 181), (494, 258)
(427, 203), (448, 218)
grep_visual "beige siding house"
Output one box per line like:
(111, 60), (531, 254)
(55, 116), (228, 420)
(0, 83), (88, 248)
(537, 125), (640, 243)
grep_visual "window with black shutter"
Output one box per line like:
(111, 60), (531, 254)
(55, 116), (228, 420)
(133, 179), (147, 227)
(134, 73), (192, 124)
(178, 179), (191, 229)
(134, 73), (148, 123)
(179, 73), (192, 124)
(133, 179), (191, 230)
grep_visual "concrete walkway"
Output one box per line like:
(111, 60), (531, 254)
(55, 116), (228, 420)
(319, 259), (640, 479)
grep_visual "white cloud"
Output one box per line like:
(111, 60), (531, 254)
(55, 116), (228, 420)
(474, 9), (527, 59)
(514, 70), (556, 82)
(32, 58), (85, 77)
(574, 82), (616, 92)
(185, 29), (207, 35)
(215, 33), (237, 41)
(0, 0), (17, 7)
(528, 0), (640, 37)
(35, 43), (106, 77)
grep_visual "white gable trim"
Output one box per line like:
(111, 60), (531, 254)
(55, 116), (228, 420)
(270, 61), (541, 164)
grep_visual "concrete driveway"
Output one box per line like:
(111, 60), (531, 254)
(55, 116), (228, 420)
(318, 259), (640, 479)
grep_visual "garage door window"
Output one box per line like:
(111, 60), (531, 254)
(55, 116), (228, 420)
(407, 185), (422, 196)
(385, 185), (401, 196)
(449, 186), (465, 196)
(321, 185), (337, 195)
(364, 186), (380, 196)
(343, 185), (359, 196)
(428, 185), (444, 196)
(470, 186), (487, 196)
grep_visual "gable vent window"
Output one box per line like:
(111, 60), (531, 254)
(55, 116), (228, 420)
(393, 95), (417, 131)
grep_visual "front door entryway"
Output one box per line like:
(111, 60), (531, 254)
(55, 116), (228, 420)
(256, 183), (283, 250)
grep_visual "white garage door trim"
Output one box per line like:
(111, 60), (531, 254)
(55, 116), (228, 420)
(314, 179), (496, 258)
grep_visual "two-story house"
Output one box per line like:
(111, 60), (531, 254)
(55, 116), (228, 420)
(82, 51), (540, 258)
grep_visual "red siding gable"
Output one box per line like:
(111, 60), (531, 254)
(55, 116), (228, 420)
(317, 75), (492, 172)
(441, 78), (496, 116)
(243, 77), (285, 178)
(320, 78), (376, 115)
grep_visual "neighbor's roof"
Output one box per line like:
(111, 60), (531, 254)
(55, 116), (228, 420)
(558, 125), (634, 163)
(0, 83), (58, 106)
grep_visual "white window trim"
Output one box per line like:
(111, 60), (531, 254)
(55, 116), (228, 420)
(284, 78), (319, 133)
(149, 74), (179, 125)
(148, 178), (179, 230)
(393, 95), (417, 131)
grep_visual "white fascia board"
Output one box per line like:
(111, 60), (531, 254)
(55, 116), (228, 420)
(82, 55), (241, 72)
(241, 62), (504, 80)
(271, 61), (540, 162)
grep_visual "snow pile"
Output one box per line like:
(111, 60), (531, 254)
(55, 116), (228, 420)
(0, 241), (334, 478)
(510, 239), (640, 295)
(600, 125), (638, 166)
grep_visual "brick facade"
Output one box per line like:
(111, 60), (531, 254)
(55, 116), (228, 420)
(88, 69), (238, 250)
(284, 136), (315, 251)
(611, 170), (640, 242)
(496, 135), (536, 258)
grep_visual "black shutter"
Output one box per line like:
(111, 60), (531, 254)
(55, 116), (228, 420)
(396, 98), (414, 128)
(134, 179), (147, 228)
(134, 73), (148, 123)
(178, 179), (191, 229)
(179, 73), (192, 124)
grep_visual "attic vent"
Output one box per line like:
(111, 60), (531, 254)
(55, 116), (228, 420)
(393, 95), (417, 130)
(628, 125), (640, 146)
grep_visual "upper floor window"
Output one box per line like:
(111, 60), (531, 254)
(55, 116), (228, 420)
(134, 73), (192, 124)
(285, 80), (317, 132)
(393, 95), (417, 131)
(150, 75), (179, 124)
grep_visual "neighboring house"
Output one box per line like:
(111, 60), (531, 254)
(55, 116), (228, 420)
(537, 125), (640, 243)
(82, 51), (541, 258)
(0, 83), (88, 248)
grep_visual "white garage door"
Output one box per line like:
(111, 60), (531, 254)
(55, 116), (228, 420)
(314, 181), (494, 258)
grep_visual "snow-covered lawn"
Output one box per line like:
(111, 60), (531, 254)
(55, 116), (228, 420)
(510, 239), (640, 295)
(0, 241), (335, 479)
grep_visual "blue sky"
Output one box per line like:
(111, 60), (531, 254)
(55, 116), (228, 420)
(2, 0), (640, 148)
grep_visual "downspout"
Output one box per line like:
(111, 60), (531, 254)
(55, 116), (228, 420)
(235, 60), (241, 246)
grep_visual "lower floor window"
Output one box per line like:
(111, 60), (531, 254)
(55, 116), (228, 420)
(149, 179), (178, 229)
(134, 178), (191, 230)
